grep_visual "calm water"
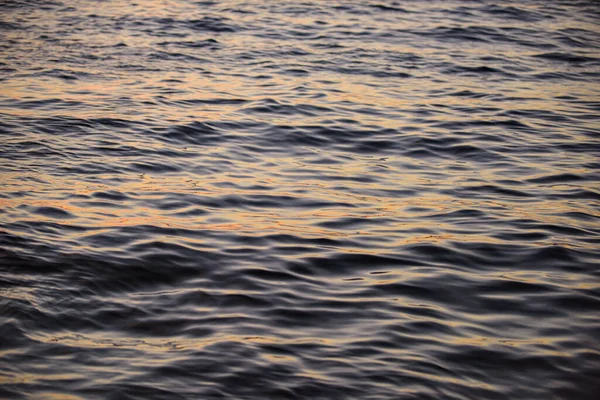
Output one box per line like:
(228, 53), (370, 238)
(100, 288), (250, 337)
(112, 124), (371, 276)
(1, 0), (600, 399)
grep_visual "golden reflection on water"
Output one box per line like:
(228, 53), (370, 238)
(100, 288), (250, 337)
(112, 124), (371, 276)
(1, 162), (597, 249)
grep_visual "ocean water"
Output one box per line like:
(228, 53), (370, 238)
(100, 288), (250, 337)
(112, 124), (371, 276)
(1, 0), (600, 399)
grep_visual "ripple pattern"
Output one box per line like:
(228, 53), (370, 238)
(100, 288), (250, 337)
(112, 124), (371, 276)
(1, 1), (600, 399)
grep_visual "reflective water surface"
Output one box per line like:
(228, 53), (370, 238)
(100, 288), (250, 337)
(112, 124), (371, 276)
(1, 0), (600, 399)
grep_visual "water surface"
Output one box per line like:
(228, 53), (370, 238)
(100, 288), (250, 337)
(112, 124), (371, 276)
(1, 1), (600, 399)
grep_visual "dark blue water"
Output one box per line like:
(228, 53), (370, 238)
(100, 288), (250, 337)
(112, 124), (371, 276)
(1, 0), (600, 399)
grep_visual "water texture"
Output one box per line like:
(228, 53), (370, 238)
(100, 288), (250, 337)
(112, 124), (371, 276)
(1, 0), (600, 399)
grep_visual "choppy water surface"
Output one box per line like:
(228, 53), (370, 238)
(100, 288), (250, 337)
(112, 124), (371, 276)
(1, 0), (600, 398)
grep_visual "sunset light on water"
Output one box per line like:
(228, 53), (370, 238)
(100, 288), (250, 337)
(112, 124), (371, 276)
(1, 1), (599, 399)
